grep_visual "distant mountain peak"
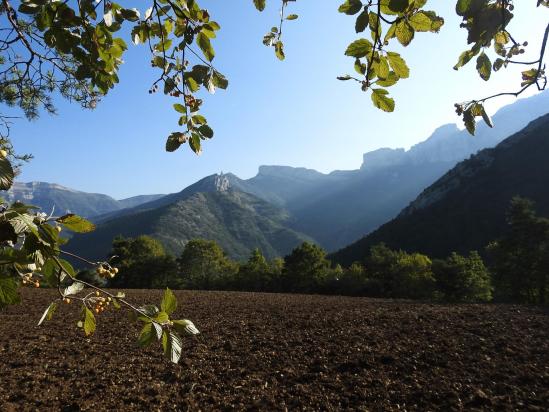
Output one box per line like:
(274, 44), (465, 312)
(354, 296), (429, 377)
(361, 148), (406, 171)
(214, 173), (231, 192)
(257, 165), (324, 180)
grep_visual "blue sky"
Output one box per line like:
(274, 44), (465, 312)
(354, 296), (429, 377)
(10, 2), (549, 199)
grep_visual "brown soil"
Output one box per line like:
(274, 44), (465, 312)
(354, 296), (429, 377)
(0, 289), (548, 411)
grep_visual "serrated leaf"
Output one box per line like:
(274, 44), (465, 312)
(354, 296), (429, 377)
(173, 319), (200, 336)
(139, 304), (159, 317)
(275, 41), (285, 61)
(355, 10), (369, 33)
(152, 322), (163, 340)
(456, 0), (472, 16)
(338, 0), (363, 15)
(173, 103), (186, 113)
(160, 288), (177, 315)
(371, 88), (395, 112)
(56, 214), (95, 233)
(253, 0), (266, 12)
(83, 306), (96, 336)
(376, 71), (399, 87)
(345, 38), (372, 58)
(476, 52), (491, 81)
(454, 48), (479, 70)
(463, 109), (476, 135)
(63, 281), (84, 297)
(38, 302), (57, 326)
(212, 71), (228, 89)
(395, 20), (414, 46)
(409, 11), (432, 32)
(198, 125), (214, 139)
(166, 132), (186, 152)
(0, 158), (14, 191)
(196, 33), (214, 61)
(138, 323), (156, 347)
(386, 52), (409, 78)
(480, 105), (493, 128)
(168, 332), (183, 364)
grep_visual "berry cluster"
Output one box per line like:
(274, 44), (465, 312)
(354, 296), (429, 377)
(21, 274), (40, 288)
(96, 264), (118, 279)
(92, 291), (112, 314)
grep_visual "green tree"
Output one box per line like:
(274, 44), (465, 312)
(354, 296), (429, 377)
(432, 251), (492, 302)
(236, 248), (272, 291)
(177, 239), (237, 290)
(488, 197), (549, 304)
(282, 242), (331, 293)
(337, 262), (370, 296)
(108, 235), (175, 288)
(366, 243), (435, 299)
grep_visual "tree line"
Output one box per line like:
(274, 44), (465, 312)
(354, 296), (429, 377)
(79, 197), (548, 304)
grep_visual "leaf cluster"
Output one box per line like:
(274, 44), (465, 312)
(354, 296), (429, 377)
(338, 0), (444, 112)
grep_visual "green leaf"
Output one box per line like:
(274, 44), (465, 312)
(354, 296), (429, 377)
(338, 0), (363, 15)
(386, 52), (409, 78)
(212, 71), (229, 89)
(476, 52), (491, 81)
(355, 10), (369, 33)
(140, 304), (159, 317)
(376, 71), (399, 87)
(173, 319), (200, 336)
(286, 14), (298, 20)
(198, 125), (214, 139)
(138, 323), (156, 347)
(57, 258), (76, 279)
(456, 0), (472, 16)
(479, 104), (493, 128)
(160, 288), (177, 315)
(493, 58), (505, 72)
(0, 276), (20, 308)
(166, 132), (187, 152)
(83, 306), (96, 336)
(375, 56), (390, 80)
(173, 103), (186, 113)
(454, 48), (479, 70)
(38, 302), (57, 326)
(409, 11), (433, 32)
(168, 332), (183, 363)
(253, 0), (266, 12)
(345, 39), (372, 58)
(275, 41), (285, 61)
(189, 133), (202, 155)
(371, 88), (395, 112)
(0, 158), (14, 191)
(191, 115), (207, 125)
(337, 75), (353, 81)
(63, 281), (84, 297)
(395, 20), (414, 46)
(463, 109), (476, 135)
(196, 33), (215, 61)
(383, 0), (409, 13)
(56, 214), (95, 233)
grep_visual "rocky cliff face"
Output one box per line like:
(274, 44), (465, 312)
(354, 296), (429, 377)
(361, 148), (407, 171)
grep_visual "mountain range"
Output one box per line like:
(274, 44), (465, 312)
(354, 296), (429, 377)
(3, 91), (548, 262)
(332, 113), (549, 264)
(2, 182), (163, 218)
(66, 174), (311, 261)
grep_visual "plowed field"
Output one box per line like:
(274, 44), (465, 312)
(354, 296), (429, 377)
(1, 289), (548, 411)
